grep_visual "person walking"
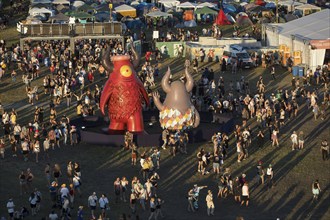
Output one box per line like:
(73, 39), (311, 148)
(266, 164), (274, 189)
(206, 190), (215, 216)
(312, 180), (321, 202)
(88, 192), (98, 219)
(161, 129), (169, 149)
(298, 131), (305, 149)
(6, 198), (15, 220)
(99, 194), (109, 219)
(148, 197), (157, 220)
(270, 66), (275, 80)
(187, 188), (195, 212)
(256, 161), (265, 185)
(321, 139), (329, 161)
(290, 131), (298, 151)
(240, 182), (249, 207)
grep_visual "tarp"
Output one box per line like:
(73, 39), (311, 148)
(115, 4), (137, 17)
(195, 7), (218, 15)
(52, 0), (70, 5)
(146, 11), (171, 18)
(215, 9), (231, 25)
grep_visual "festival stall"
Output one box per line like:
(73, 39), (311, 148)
(115, 4), (137, 18)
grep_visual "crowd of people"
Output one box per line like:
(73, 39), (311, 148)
(0, 9), (329, 219)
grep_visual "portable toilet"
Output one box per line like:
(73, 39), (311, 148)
(292, 66), (299, 76)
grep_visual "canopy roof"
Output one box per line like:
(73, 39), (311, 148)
(267, 9), (330, 41)
(115, 4), (137, 17)
(278, 0), (303, 7)
(195, 7), (218, 15)
(177, 2), (197, 9)
(295, 4), (321, 10)
(195, 2), (216, 9)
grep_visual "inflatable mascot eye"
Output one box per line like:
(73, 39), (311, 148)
(120, 65), (132, 77)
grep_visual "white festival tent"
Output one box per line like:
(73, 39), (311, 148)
(52, 0), (70, 5)
(158, 0), (180, 11)
(264, 9), (330, 70)
(176, 2), (197, 10)
(29, 7), (54, 17)
(31, 0), (52, 4)
(72, 0), (85, 8)
(195, 2), (216, 9)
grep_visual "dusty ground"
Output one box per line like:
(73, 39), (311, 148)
(0, 56), (329, 220)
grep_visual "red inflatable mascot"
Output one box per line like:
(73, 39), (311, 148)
(100, 41), (149, 133)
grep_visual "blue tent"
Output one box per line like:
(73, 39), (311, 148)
(223, 4), (237, 13)
(265, 2), (276, 9)
(125, 19), (145, 29)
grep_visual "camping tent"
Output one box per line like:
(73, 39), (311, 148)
(77, 4), (94, 12)
(158, 0), (180, 11)
(65, 11), (94, 20)
(226, 13), (236, 23)
(215, 9), (231, 25)
(195, 2), (216, 9)
(176, 2), (197, 10)
(195, 7), (218, 15)
(146, 11), (171, 18)
(29, 7), (53, 17)
(184, 20), (197, 27)
(236, 12), (253, 26)
(31, 0), (52, 4)
(115, 4), (137, 17)
(48, 12), (69, 23)
(52, 0), (70, 5)
(72, 1), (85, 9)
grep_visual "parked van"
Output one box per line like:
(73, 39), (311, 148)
(222, 45), (254, 69)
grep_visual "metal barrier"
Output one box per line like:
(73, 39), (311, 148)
(20, 22), (122, 37)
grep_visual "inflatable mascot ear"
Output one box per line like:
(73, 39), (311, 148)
(100, 40), (149, 133)
(153, 67), (200, 130)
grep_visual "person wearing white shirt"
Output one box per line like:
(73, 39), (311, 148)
(48, 210), (58, 220)
(205, 190), (214, 216)
(88, 192), (98, 219)
(7, 198), (15, 220)
(60, 184), (69, 199)
(291, 131), (298, 151)
(99, 194), (109, 219)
